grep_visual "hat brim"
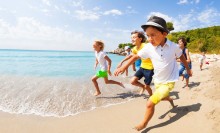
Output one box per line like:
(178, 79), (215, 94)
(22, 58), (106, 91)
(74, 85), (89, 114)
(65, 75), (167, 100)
(141, 22), (169, 33)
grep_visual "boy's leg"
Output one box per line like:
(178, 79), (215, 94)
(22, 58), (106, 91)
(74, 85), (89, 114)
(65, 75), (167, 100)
(135, 83), (174, 131)
(125, 68), (128, 76)
(185, 78), (189, 89)
(162, 96), (177, 108)
(143, 69), (154, 96)
(130, 76), (145, 94)
(144, 85), (152, 96)
(132, 68), (147, 94)
(179, 65), (185, 81)
(91, 75), (101, 96)
(135, 100), (155, 131)
(103, 77), (124, 88)
(200, 64), (203, 70)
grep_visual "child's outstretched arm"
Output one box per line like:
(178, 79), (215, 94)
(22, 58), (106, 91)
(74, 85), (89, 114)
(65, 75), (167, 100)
(179, 54), (192, 77)
(114, 55), (140, 76)
(117, 54), (133, 68)
(104, 55), (112, 76)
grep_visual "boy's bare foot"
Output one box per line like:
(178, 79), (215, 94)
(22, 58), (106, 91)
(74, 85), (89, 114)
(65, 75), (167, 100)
(94, 91), (101, 96)
(134, 123), (147, 131)
(168, 98), (177, 108)
(172, 105), (178, 108)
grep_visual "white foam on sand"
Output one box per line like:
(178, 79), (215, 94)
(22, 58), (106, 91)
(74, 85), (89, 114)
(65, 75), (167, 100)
(0, 75), (138, 117)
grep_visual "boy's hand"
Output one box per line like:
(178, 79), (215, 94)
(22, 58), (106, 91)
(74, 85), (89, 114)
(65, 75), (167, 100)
(114, 67), (125, 76)
(108, 70), (112, 76)
(187, 69), (193, 77)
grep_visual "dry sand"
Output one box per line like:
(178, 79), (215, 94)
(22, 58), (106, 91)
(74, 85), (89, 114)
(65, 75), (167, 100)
(0, 56), (219, 133)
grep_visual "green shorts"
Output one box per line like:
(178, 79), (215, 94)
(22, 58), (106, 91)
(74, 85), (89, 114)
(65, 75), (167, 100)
(96, 70), (108, 78)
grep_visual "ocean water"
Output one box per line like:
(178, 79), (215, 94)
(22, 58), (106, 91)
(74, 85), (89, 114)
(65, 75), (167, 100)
(0, 49), (140, 117)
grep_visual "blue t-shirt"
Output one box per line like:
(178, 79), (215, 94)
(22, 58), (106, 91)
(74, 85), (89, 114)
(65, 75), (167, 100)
(135, 59), (141, 70)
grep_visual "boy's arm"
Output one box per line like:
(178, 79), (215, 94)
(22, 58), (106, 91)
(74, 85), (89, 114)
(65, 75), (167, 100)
(185, 49), (191, 63)
(117, 54), (133, 68)
(104, 55), (112, 76)
(179, 54), (192, 77)
(114, 54), (140, 76)
(94, 58), (98, 70)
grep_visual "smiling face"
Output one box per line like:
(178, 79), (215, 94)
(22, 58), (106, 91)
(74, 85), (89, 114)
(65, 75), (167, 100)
(178, 39), (185, 49)
(131, 33), (142, 46)
(145, 26), (167, 47)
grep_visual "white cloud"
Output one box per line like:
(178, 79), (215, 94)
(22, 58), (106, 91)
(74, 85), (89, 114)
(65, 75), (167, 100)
(75, 10), (100, 20)
(197, 8), (220, 24)
(147, 8), (220, 32)
(75, 9), (123, 21)
(42, 0), (51, 6)
(177, 0), (188, 5)
(71, 0), (84, 8)
(147, 12), (194, 32)
(93, 7), (100, 11)
(147, 12), (174, 22)
(62, 9), (70, 14)
(177, 0), (200, 5)
(175, 13), (195, 31)
(0, 7), (6, 11)
(103, 9), (122, 16)
(0, 17), (91, 51)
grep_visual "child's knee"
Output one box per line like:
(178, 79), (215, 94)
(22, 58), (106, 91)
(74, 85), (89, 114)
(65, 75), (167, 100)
(91, 77), (97, 82)
(104, 80), (109, 84)
(130, 78), (138, 85)
(146, 100), (155, 109)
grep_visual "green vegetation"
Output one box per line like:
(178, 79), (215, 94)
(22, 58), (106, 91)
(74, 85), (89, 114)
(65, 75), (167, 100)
(118, 43), (133, 49)
(167, 26), (220, 54)
(117, 26), (220, 54)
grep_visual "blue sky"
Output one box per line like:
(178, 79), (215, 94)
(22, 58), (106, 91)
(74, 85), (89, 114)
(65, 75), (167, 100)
(0, 0), (220, 51)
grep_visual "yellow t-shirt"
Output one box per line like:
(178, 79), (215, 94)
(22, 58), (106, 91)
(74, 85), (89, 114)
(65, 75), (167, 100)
(132, 43), (153, 70)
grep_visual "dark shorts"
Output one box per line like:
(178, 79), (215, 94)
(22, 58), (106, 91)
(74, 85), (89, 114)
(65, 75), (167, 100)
(134, 67), (154, 85)
(179, 63), (192, 79)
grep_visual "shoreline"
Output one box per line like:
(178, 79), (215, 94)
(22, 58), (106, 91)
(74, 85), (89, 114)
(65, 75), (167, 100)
(0, 60), (219, 133)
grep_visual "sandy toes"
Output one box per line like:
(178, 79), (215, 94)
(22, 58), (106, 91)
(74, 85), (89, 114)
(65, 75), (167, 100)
(94, 91), (101, 96)
(133, 123), (147, 131)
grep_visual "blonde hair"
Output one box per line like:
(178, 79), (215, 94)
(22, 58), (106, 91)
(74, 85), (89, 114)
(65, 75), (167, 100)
(95, 40), (105, 51)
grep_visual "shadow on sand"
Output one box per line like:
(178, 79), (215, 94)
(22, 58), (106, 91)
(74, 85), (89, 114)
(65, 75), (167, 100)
(170, 91), (180, 100)
(141, 103), (202, 133)
(189, 81), (201, 88)
(96, 92), (149, 100)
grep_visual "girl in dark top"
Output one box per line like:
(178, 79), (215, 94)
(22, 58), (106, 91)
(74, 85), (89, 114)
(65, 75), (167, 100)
(177, 37), (192, 89)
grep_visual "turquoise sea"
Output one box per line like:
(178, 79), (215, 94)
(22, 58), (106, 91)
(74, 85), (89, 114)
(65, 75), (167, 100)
(0, 49), (139, 117)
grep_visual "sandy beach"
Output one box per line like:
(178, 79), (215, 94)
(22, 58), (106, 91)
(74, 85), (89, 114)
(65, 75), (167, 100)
(0, 55), (220, 133)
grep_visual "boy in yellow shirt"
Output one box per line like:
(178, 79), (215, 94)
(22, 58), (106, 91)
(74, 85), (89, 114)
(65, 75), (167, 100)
(117, 31), (154, 95)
